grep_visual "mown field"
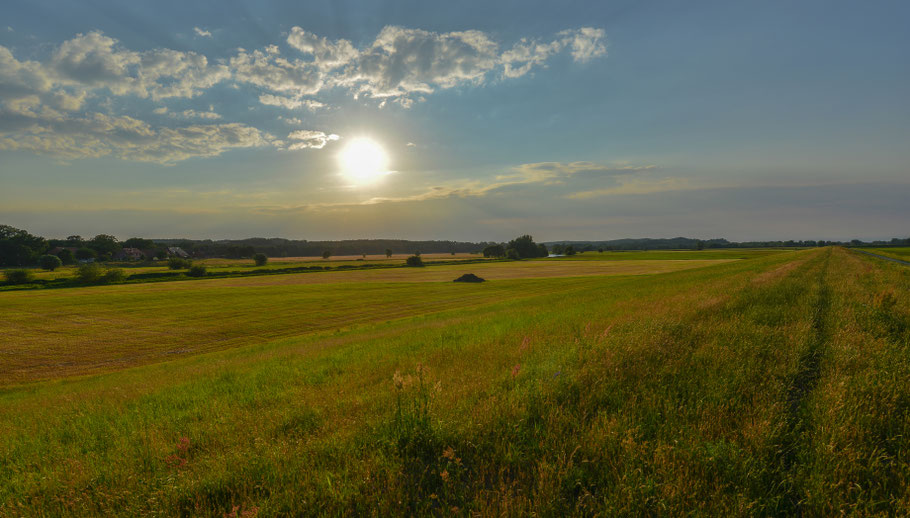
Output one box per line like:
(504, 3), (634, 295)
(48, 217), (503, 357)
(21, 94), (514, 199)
(16, 253), (486, 282)
(1, 247), (909, 516)
(0, 259), (731, 384)
(864, 247), (910, 262)
(549, 248), (790, 261)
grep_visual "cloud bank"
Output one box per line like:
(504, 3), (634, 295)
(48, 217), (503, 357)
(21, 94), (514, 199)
(0, 25), (605, 163)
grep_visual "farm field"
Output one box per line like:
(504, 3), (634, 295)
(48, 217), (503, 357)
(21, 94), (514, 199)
(549, 248), (791, 261)
(863, 247), (910, 262)
(15, 253), (487, 282)
(0, 258), (733, 384)
(1, 247), (909, 516)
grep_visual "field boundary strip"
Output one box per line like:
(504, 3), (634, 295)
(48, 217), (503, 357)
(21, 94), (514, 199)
(852, 249), (910, 266)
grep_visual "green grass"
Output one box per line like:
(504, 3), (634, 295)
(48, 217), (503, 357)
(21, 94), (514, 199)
(0, 259), (730, 385)
(548, 248), (790, 261)
(864, 247), (910, 261)
(8, 255), (486, 280)
(1, 247), (908, 516)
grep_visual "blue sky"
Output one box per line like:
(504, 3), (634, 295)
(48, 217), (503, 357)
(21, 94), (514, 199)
(1, 0), (908, 241)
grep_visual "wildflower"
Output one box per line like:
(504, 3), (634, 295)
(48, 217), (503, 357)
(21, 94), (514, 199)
(434, 381), (443, 394)
(511, 364), (521, 378)
(601, 324), (614, 338)
(442, 446), (462, 465)
(440, 469), (450, 482)
(519, 335), (531, 352)
(393, 370), (404, 390)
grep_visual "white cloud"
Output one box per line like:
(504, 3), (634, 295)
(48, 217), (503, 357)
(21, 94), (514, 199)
(342, 26), (499, 99)
(0, 26), (606, 164)
(46, 31), (229, 100)
(286, 130), (339, 150)
(561, 27), (607, 63)
(258, 93), (324, 110)
(286, 27), (358, 69)
(279, 116), (302, 125)
(501, 28), (606, 78)
(500, 39), (563, 78)
(230, 48), (323, 95)
(347, 161), (657, 206)
(169, 109), (221, 120)
(566, 177), (689, 199)
(0, 108), (271, 164)
(234, 25), (606, 107)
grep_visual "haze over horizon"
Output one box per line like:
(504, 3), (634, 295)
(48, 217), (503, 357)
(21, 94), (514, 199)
(2, 0), (908, 242)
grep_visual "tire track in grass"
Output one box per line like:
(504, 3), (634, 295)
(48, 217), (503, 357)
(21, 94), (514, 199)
(769, 248), (832, 515)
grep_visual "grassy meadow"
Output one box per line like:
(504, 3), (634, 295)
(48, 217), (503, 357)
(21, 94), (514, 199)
(13, 253), (486, 283)
(1, 247), (909, 516)
(548, 248), (788, 261)
(864, 247), (910, 262)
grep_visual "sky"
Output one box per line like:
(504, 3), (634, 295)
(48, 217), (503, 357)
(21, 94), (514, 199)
(1, 0), (908, 242)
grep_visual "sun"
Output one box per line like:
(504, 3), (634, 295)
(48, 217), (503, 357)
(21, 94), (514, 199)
(337, 137), (390, 185)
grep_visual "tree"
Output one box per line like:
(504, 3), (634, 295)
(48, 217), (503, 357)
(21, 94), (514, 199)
(696, 240), (705, 250)
(598, 248), (604, 253)
(253, 253), (268, 266)
(88, 234), (120, 256)
(38, 254), (62, 271)
(507, 235), (543, 259)
(4, 269), (33, 285)
(187, 265), (207, 277)
(482, 244), (505, 258)
(168, 257), (191, 270)
(102, 268), (126, 284)
(123, 237), (155, 249)
(0, 225), (47, 266)
(405, 255), (424, 267)
(564, 245), (576, 256)
(76, 263), (103, 284)
(75, 247), (97, 261)
(57, 248), (75, 265)
(506, 248), (521, 260)
(385, 248), (393, 258)
(551, 244), (565, 255)
(322, 250), (331, 259)
(537, 244), (548, 257)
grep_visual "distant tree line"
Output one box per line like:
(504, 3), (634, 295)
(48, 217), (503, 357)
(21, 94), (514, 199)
(3, 224), (909, 268)
(152, 237), (496, 259)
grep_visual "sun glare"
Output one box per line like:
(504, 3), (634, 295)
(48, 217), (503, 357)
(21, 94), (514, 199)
(337, 137), (390, 185)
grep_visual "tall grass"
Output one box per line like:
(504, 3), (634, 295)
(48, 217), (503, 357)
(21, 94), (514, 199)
(1, 248), (907, 515)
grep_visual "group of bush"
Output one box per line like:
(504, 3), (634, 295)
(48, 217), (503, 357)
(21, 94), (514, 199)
(167, 257), (207, 277)
(482, 235), (550, 259)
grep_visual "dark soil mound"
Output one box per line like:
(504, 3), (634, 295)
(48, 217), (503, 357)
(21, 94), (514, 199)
(453, 273), (485, 283)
